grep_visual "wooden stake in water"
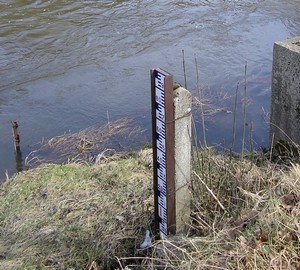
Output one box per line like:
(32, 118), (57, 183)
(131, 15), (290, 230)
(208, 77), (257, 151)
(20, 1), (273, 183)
(11, 121), (20, 152)
(11, 121), (22, 172)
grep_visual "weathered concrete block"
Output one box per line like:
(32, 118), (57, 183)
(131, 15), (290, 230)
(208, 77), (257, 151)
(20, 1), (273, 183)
(270, 36), (300, 145)
(173, 87), (192, 232)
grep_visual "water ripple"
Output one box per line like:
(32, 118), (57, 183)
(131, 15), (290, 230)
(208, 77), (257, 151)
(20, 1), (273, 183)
(1, 0), (300, 177)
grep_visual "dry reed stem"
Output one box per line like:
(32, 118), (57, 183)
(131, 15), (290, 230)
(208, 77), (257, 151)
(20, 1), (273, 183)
(193, 170), (227, 212)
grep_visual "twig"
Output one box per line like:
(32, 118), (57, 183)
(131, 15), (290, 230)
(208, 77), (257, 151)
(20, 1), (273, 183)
(249, 121), (254, 153)
(193, 171), (227, 213)
(115, 257), (125, 270)
(195, 55), (207, 147)
(269, 133), (274, 161)
(231, 83), (239, 155)
(107, 110), (111, 135)
(182, 49), (187, 89)
(241, 62), (248, 160)
(88, 261), (101, 270)
(5, 170), (10, 181)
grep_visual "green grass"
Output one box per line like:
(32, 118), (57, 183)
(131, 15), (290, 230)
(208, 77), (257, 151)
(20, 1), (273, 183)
(0, 151), (153, 269)
(0, 147), (299, 269)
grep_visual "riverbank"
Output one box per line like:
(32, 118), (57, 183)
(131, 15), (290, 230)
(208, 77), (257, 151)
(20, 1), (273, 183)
(0, 145), (299, 269)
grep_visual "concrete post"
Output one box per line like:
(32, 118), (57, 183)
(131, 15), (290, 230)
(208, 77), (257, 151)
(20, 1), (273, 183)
(270, 36), (300, 145)
(173, 87), (192, 232)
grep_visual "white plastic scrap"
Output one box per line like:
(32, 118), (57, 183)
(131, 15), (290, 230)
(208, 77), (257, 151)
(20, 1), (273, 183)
(139, 230), (152, 249)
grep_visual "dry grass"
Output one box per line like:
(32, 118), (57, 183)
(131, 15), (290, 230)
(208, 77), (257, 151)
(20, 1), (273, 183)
(136, 148), (300, 270)
(25, 118), (147, 167)
(0, 150), (154, 269)
(193, 88), (233, 117)
(1, 124), (299, 269)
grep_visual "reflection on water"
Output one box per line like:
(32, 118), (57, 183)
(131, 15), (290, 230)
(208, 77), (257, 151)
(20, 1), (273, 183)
(0, 0), (300, 179)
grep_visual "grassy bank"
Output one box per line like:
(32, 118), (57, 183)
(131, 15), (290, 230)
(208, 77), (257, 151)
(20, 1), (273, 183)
(0, 147), (299, 269)
(0, 150), (153, 269)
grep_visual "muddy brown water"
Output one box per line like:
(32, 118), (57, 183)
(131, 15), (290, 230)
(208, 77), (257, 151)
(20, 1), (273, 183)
(1, 0), (300, 179)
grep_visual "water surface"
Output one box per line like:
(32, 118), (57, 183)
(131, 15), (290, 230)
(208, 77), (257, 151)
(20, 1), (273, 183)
(1, 0), (300, 179)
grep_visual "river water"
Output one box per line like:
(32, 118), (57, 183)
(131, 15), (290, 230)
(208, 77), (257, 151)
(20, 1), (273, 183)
(1, 0), (300, 179)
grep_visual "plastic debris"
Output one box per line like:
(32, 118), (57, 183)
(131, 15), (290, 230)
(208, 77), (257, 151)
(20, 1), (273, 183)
(139, 230), (152, 249)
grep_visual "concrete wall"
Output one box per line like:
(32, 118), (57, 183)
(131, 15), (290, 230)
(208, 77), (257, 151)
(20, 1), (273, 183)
(270, 36), (300, 145)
